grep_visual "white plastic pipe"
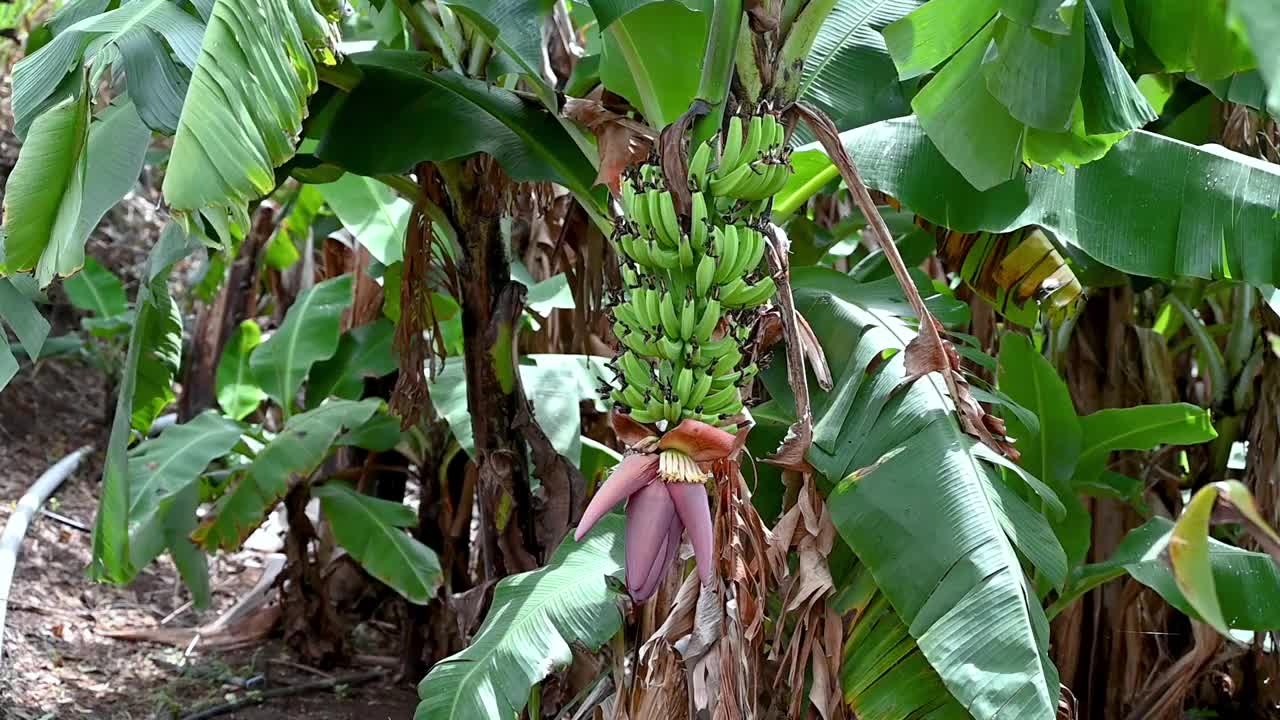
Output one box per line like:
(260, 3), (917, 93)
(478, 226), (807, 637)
(0, 445), (93, 664)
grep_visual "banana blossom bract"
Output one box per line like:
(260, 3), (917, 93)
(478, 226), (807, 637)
(575, 419), (738, 601)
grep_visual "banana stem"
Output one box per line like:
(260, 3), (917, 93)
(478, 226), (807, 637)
(692, 0), (745, 147)
(772, 0), (837, 104)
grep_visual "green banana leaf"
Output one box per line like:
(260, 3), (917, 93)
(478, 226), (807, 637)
(216, 319), (268, 421)
(1055, 515), (1280, 632)
(313, 480), (441, 604)
(10, 0), (203, 135)
(90, 246), (187, 584)
(438, 0), (554, 81)
(63, 256), (127, 317)
(795, 0), (921, 136)
(3, 97), (150, 287)
(594, 0), (709, 127)
(193, 398), (381, 551)
(0, 277), (50, 364)
(316, 173), (411, 266)
(781, 116), (1280, 289)
(162, 0), (334, 212)
(881, 0), (1154, 189)
(126, 411), (244, 606)
(431, 354), (610, 467)
(762, 267), (1062, 720)
(249, 274), (353, 410)
(316, 51), (598, 199)
(1231, 0), (1280, 117)
(305, 318), (397, 407)
(415, 514), (625, 720)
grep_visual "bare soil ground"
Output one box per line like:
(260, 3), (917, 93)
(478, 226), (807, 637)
(0, 360), (419, 720)
(0, 38), (419, 720)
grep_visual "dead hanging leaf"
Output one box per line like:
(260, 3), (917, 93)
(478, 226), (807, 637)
(657, 100), (710, 218)
(768, 476), (844, 720)
(564, 91), (656, 194)
(762, 223), (816, 472)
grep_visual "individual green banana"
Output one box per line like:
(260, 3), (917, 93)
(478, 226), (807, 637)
(700, 336), (739, 360)
(659, 336), (684, 362)
(700, 383), (741, 415)
(658, 294), (681, 338)
(630, 406), (663, 424)
(678, 235), (695, 269)
(631, 189), (652, 235)
(740, 227), (767, 276)
(614, 303), (642, 330)
(620, 264), (640, 289)
(710, 163), (754, 197)
(644, 290), (662, 333)
(619, 351), (651, 388)
(713, 224), (741, 284)
(712, 348), (740, 376)
(647, 191), (673, 248)
(674, 368), (694, 405)
(658, 191), (681, 246)
(679, 298), (696, 341)
(650, 241), (680, 270)
(621, 384), (648, 409)
(723, 277), (777, 309)
(621, 181), (638, 218)
(694, 254), (716, 297)
(690, 192), (708, 252)
(687, 372), (714, 409)
(688, 140), (713, 191)
(693, 299), (721, 343)
(719, 116), (745, 175)
(711, 369), (741, 390)
(663, 397), (680, 423)
(740, 115), (764, 167)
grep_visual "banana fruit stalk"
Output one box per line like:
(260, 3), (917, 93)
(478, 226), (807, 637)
(607, 113), (791, 429)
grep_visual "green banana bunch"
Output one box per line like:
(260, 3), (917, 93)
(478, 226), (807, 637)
(608, 113), (793, 429)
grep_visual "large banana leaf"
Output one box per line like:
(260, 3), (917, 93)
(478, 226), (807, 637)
(781, 116), (1280, 288)
(313, 481), (441, 604)
(89, 257), (185, 583)
(10, 0), (203, 135)
(796, 0), (921, 135)
(882, 0), (1153, 189)
(3, 97), (150, 287)
(415, 514), (625, 720)
(594, 0), (708, 127)
(762, 267), (1062, 720)
(192, 398), (381, 550)
(316, 51), (598, 199)
(249, 274), (353, 409)
(1232, 0), (1280, 118)
(437, 0), (553, 81)
(126, 411), (244, 605)
(316, 174), (411, 265)
(0, 277), (51, 362)
(162, 0), (334, 212)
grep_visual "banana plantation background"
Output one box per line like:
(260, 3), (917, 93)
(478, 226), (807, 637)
(1, 0), (1280, 718)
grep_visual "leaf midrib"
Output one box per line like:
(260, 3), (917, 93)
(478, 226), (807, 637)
(128, 424), (237, 515)
(796, 0), (891, 101)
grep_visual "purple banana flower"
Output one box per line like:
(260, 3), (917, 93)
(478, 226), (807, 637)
(575, 419), (739, 601)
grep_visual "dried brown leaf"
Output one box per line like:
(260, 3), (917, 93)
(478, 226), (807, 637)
(564, 93), (656, 194)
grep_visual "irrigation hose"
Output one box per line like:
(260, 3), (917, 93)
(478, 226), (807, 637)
(0, 445), (94, 665)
